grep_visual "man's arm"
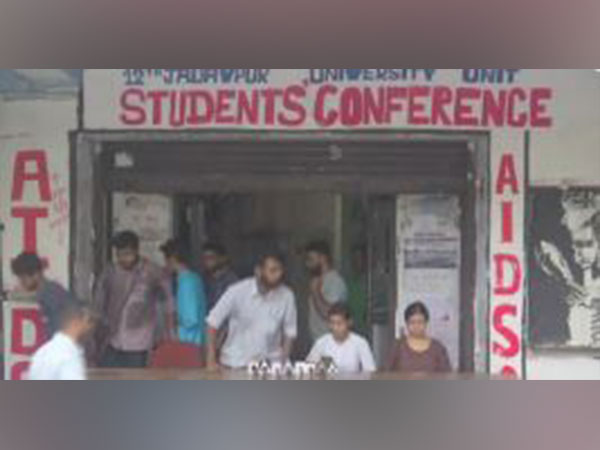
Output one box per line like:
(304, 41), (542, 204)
(206, 327), (220, 370)
(150, 263), (176, 340)
(306, 339), (322, 363)
(310, 277), (331, 321)
(359, 339), (377, 373)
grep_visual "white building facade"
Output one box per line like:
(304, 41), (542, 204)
(1, 69), (599, 379)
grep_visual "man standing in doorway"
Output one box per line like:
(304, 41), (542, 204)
(93, 231), (172, 368)
(205, 252), (297, 370)
(11, 252), (76, 340)
(161, 239), (207, 347)
(201, 243), (238, 309)
(305, 241), (348, 342)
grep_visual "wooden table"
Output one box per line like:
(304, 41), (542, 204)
(88, 368), (500, 380)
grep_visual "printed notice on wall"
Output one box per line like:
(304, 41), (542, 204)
(112, 193), (173, 266)
(396, 195), (462, 369)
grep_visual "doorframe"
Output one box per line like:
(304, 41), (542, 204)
(71, 129), (491, 372)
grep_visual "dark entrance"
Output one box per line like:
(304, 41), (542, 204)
(73, 134), (483, 371)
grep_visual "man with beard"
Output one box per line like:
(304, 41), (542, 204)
(201, 243), (238, 310)
(205, 252), (297, 370)
(93, 231), (172, 368)
(305, 241), (348, 342)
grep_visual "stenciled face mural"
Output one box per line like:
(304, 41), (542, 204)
(530, 188), (600, 348)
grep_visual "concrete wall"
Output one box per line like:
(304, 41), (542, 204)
(0, 93), (77, 379)
(0, 96), (78, 290)
(525, 70), (600, 186)
(524, 70), (600, 379)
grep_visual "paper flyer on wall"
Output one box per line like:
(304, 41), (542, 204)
(397, 195), (461, 369)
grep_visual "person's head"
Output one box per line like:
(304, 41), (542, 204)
(11, 253), (45, 292)
(571, 226), (599, 270)
(60, 301), (96, 343)
(404, 302), (430, 339)
(112, 231), (140, 271)
(201, 242), (229, 275)
(328, 303), (353, 342)
(160, 239), (190, 273)
(305, 241), (332, 276)
(256, 252), (286, 290)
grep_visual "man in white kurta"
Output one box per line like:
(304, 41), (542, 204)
(28, 302), (94, 381)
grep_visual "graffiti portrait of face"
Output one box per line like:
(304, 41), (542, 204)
(572, 227), (599, 271)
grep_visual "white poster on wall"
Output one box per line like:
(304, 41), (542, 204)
(112, 193), (173, 266)
(396, 195), (462, 370)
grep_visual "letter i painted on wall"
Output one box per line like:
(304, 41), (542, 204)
(489, 135), (526, 379)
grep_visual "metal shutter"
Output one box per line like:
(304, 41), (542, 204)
(103, 140), (471, 194)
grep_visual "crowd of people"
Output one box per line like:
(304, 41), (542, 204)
(10, 230), (452, 380)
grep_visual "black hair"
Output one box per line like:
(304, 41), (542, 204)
(328, 302), (352, 321)
(202, 242), (228, 257)
(258, 251), (286, 268)
(11, 253), (44, 277)
(404, 302), (430, 323)
(160, 239), (190, 264)
(59, 300), (92, 330)
(112, 231), (140, 251)
(305, 240), (332, 260)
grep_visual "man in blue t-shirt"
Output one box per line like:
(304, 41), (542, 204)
(161, 240), (207, 347)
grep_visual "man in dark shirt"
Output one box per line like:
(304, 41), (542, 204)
(201, 243), (238, 309)
(11, 253), (76, 340)
(201, 243), (238, 353)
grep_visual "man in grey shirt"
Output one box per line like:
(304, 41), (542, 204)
(11, 253), (76, 340)
(305, 241), (348, 342)
(206, 252), (297, 370)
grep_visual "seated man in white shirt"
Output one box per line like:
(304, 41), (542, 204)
(307, 303), (376, 374)
(28, 301), (95, 381)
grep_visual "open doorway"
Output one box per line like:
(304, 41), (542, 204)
(75, 135), (484, 371)
(111, 190), (397, 363)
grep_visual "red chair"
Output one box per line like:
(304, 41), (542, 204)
(150, 342), (205, 369)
